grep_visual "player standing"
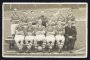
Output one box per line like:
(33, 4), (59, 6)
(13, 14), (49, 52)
(67, 9), (76, 26)
(67, 14), (76, 26)
(10, 8), (19, 39)
(20, 11), (28, 24)
(38, 15), (48, 27)
(58, 14), (66, 28)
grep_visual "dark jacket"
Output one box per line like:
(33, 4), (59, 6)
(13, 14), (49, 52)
(65, 26), (77, 40)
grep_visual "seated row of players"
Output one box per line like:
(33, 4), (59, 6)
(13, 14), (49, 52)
(10, 8), (77, 53)
(14, 19), (65, 53)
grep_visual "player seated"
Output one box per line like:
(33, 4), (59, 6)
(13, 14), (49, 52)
(14, 22), (25, 53)
(55, 21), (65, 53)
(25, 22), (35, 53)
(46, 20), (55, 53)
(34, 19), (46, 53)
(48, 15), (56, 26)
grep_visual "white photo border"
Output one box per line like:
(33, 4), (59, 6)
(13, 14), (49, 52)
(2, 2), (88, 58)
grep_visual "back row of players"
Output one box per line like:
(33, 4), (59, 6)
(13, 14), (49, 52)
(11, 8), (77, 53)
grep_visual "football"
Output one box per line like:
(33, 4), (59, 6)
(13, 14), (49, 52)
(38, 46), (43, 51)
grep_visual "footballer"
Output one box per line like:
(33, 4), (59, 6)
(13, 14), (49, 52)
(46, 20), (55, 53)
(25, 22), (35, 53)
(55, 21), (65, 53)
(34, 19), (46, 52)
(14, 22), (25, 53)
(10, 8), (19, 39)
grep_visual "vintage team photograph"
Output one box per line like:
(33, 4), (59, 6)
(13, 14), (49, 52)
(2, 3), (88, 58)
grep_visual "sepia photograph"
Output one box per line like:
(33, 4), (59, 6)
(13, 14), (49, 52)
(2, 2), (88, 58)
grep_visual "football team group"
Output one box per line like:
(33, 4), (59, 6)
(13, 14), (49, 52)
(10, 8), (77, 53)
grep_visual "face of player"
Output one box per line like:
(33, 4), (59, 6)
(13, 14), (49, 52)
(22, 11), (27, 17)
(38, 19), (42, 25)
(19, 22), (23, 26)
(68, 14), (73, 18)
(68, 9), (73, 14)
(50, 16), (53, 19)
(41, 15), (44, 17)
(59, 14), (63, 17)
(48, 25), (54, 32)
(32, 17), (34, 19)
(57, 21), (61, 26)
(23, 23), (28, 26)
(28, 22), (32, 26)
(48, 20), (52, 25)
(13, 11), (17, 15)
(67, 20), (72, 27)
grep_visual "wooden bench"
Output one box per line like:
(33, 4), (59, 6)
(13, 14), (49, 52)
(5, 36), (15, 49)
